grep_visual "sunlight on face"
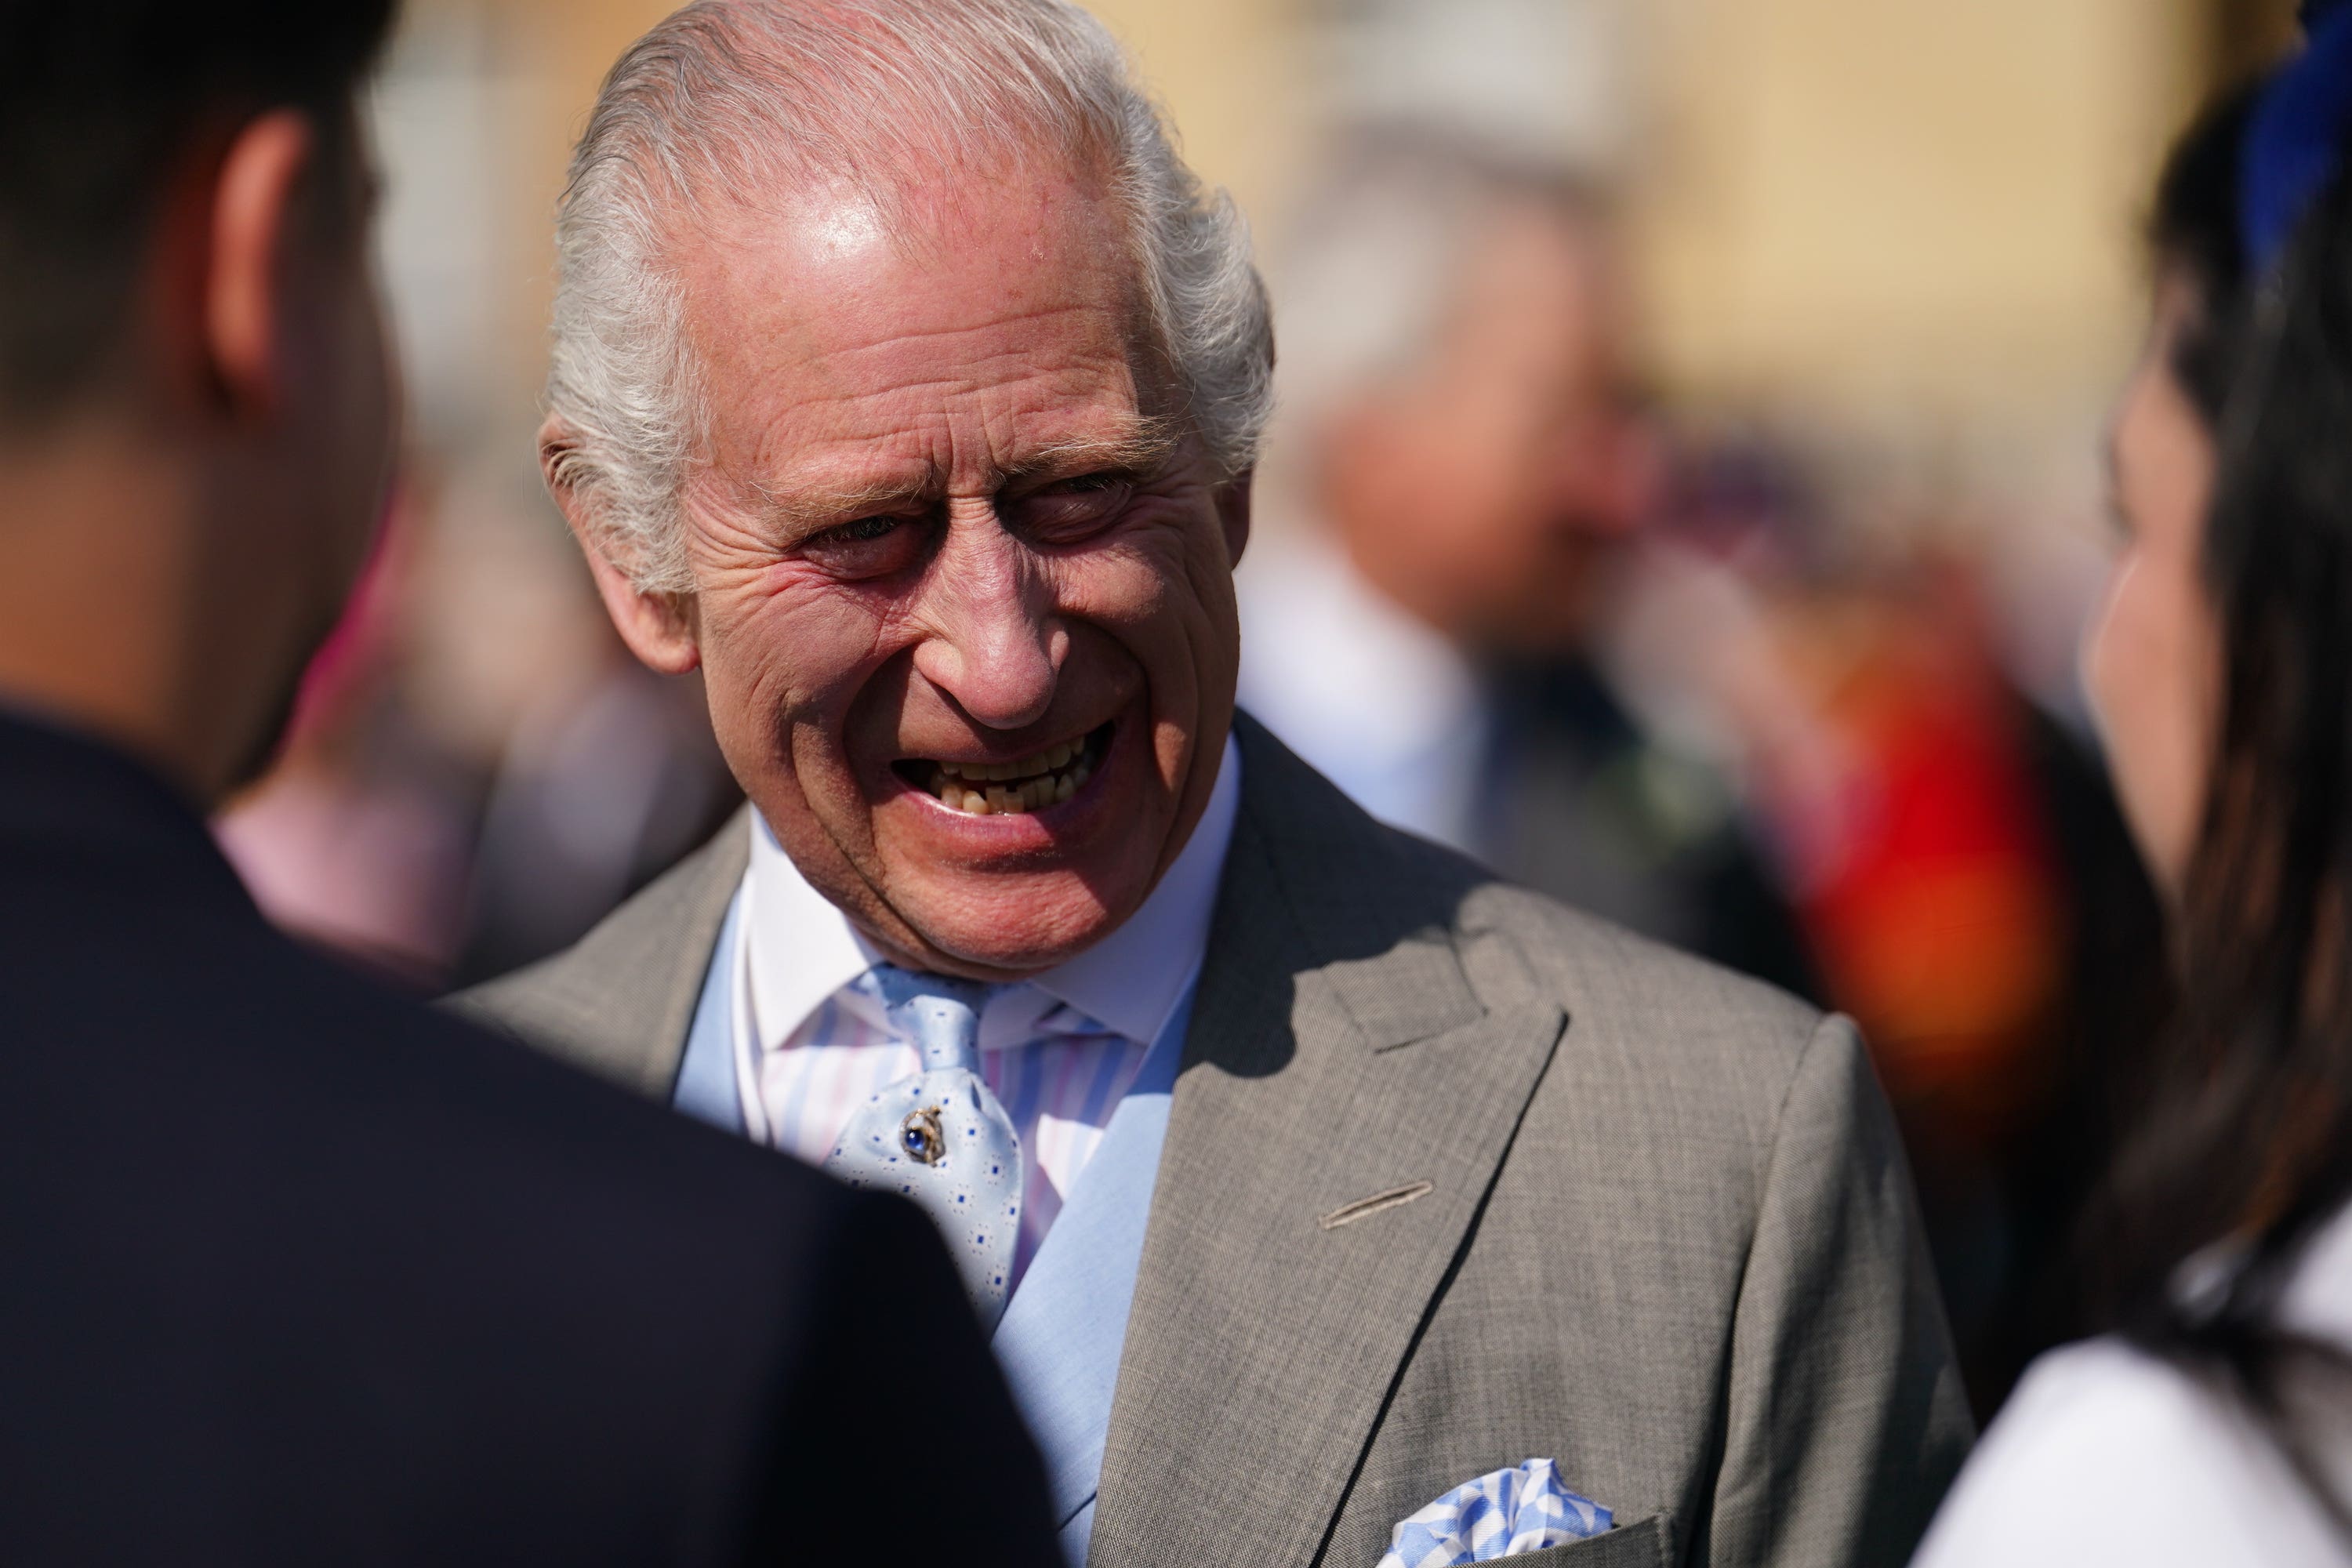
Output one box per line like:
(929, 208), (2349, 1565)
(2084, 272), (2224, 898)
(666, 167), (1246, 978)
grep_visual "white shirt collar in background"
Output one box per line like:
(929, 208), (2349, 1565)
(1236, 530), (1491, 855)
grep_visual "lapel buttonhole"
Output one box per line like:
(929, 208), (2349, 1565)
(1317, 1180), (1435, 1231)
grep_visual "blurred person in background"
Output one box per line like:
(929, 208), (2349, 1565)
(1624, 441), (2172, 1420)
(0, 2), (1058, 1560)
(1253, 127), (2170, 1423)
(461, 2), (1969, 1564)
(1241, 134), (1819, 999)
(1917, 6), (2352, 1561)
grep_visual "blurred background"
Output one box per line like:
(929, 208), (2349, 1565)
(215, 0), (2303, 1421)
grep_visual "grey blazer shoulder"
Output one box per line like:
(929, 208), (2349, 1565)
(456, 714), (1970, 1568)
(450, 808), (747, 1099)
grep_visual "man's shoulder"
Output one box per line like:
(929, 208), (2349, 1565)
(1403, 822), (1830, 1116)
(1461, 869), (1821, 1045)
(1237, 713), (1823, 1054)
(1234, 718), (1837, 1183)
(452, 806), (751, 1094)
(7, 866), (861, 1291)
(257, 911), (842, 1235)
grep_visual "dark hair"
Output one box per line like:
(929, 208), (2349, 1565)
(0, 2), (398, 419)
(2100, 85), (2352, 1533)
(2147, 88), (2256, 425)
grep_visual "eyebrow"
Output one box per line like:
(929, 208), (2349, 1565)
(1000, 418), (1182, 488)
(757, 476), (938, 539)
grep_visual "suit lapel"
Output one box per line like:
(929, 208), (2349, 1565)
(1089, 724), (1567, 1568)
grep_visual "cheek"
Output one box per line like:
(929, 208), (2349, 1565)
(2082, 554), (2146, 735)
(1053, 515), (1240, 772)
(1059, 514), (1235, 652)
(2084, 550), (2220, 881)
(695, 573), (900, 771)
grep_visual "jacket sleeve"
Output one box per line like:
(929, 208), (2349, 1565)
(1704, 1014), (1974, 1568)
(739, 1189), (1065, 1567)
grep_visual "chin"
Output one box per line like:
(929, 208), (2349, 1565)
(857, 704), (1179, 972)
(904, 874), (1138, 975)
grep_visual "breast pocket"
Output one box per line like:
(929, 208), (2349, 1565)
(1472, 1513), (1671, 1568)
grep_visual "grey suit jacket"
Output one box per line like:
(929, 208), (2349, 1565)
(457, 716), (1971, 1568)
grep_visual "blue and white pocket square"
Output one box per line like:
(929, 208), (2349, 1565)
(1378, 1458), (1612, 1567)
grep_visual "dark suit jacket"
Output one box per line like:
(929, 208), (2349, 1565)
(462, 715), (1973, 1568)
(0, 710), (1058, 1566)
(1486, 659), (1820, 1002)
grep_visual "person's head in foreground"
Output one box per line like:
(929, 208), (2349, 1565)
(538, 0), (1272, 982)
(0, 2), (397, 800)
(2087, 0), (2352, 1529)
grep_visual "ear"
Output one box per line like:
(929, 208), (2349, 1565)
(1215, 467), (1254, 568)
(539, 412), (702, 675)
(203, 111), (319, 419)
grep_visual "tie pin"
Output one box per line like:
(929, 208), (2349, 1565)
(899, 1106), (947, 1165)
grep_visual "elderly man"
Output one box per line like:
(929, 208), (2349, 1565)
(463, 2), (1971, 1564)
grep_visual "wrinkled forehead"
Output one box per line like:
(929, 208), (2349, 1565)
(670, 158), (1170, 474)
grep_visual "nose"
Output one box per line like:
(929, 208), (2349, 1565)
(907, 514), (1065, 732)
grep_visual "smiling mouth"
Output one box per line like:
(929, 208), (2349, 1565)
(895, 721), (1112, 816)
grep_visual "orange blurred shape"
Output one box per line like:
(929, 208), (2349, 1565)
(1770, 590), (2071, 1145)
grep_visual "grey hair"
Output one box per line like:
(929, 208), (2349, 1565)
(544, 0), (1275, 592)
(1269, 130), (1612, 447)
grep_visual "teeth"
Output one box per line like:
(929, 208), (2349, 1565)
(927, 735), (1099, 815)
(938, 736), (1094, 786)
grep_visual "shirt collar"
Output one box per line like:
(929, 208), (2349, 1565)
(742, 731), (1243, 1051)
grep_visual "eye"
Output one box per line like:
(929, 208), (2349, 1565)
(1007, 472), (1135, 544)
(799, 514), (927, 579)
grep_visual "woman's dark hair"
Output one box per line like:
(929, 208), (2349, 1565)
(0, 1), (400, 419)
(2098, 79), (2352, 1534)
(2147, 88), (2256, 424)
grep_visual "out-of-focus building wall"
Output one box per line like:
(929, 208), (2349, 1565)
(1636, 0), (2198, 452)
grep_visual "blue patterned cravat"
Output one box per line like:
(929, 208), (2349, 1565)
(823, 964), (1023, 1330)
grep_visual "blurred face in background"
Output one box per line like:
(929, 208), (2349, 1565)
(1316, 200), (1653, 656)
(627, 165), (1246, 979)
(2085, 270), (2223, 897)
